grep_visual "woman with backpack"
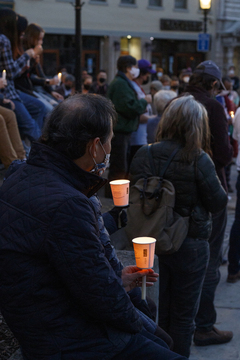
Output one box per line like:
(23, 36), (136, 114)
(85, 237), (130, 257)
(129, 95), (228, 358)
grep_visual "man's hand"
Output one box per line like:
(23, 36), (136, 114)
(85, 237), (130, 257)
(3, 99), (15, 110)
(121, 265), (159, 292)
(145, 94), (152, 104)
(0, 78), (7, 89)
(51, 91), (64, 101)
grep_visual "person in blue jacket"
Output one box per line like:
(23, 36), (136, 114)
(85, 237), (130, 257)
(0, 93), (187, 360)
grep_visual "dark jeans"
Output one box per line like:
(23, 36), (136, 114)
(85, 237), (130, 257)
(13, 99), (41, 142)
(158, 237), (210, 358)
(112, 329), (188, 360)
(108, 132), (131, 181)
(18, 91), (47, 130)
(195, 207), (227, 332)
(228, 172), (240, 275)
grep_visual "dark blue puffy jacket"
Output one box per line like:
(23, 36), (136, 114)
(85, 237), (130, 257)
(0, 142), (142, 360)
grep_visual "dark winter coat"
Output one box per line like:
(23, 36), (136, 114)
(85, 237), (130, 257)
(0, 142), (142, 360)
(185, 85), (233, 191)
(130, 140), (228, 241)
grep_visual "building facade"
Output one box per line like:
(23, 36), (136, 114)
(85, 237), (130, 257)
(8, 0), (218, 81)
(215, 0), (240, 76)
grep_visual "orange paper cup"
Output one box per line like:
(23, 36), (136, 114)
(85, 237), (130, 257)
(132, 237), (156, 269)
(109, 179), (130, 207)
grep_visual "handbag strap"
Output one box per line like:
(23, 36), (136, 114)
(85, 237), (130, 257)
(148, 143), (181, 178)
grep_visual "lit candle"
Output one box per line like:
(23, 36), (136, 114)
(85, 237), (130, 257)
(230, 111), (234, 119)
(58, 72), (62, 85)
(2, 70), (6, 80)
(132, 237), (156, 300)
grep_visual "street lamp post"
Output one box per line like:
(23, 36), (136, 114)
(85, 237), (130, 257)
(199, 0), (212, 33)
(75, 0), (84, 92)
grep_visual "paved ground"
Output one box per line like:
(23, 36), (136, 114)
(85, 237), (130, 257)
(1, 164), (240, 360)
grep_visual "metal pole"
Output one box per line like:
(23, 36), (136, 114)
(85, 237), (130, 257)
(75, 0), (84, 92)
(203, 9), (207, 33)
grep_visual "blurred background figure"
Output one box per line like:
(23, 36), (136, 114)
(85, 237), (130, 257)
(89, 69), (108, 97)
(156, 67), (164, 81)
(82, 75), (93, 94)
(170, 76), (180, 95)
(150, 80), (163, 115)
(161, 75), (171, 90)
(22, 23), (64, 106)
(147, 90), (176, 144)
(55, 74), (75, 99)
(0, 8), (44, 144)
(129, 59), (155, 165)
(228, 65), (239, 92)
(178, 67), (192, 94)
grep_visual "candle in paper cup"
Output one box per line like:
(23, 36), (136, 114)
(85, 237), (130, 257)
(109, 179), (130, 207)
(58, 72), (62, 85)
(2, 70), (6, 80)
(132, 237), (156, 300)
(132, 237), (156, 269)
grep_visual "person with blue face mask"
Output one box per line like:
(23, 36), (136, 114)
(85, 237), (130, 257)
(0, 93), (189, 360)
(107, 55), (152, 197)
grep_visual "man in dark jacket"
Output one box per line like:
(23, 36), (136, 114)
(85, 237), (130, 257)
(186, 60), (233, 346)
(0, 94), (187, 360)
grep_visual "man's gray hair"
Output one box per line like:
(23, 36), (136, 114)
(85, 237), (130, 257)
(154, 90), (177, 114)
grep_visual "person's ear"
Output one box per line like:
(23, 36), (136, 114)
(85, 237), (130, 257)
(212, 80), (218, 88)
(89, 137), (100, 158)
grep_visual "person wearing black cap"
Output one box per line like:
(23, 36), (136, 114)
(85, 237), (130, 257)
(129, 59), (156, 164)
(185, 60), (233, 346)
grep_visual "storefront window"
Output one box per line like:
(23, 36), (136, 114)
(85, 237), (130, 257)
(0, 0), (14, 9)
(121, 0), (135, 4)
(175, 0), (187, 9)
(149, 0), (162, 6)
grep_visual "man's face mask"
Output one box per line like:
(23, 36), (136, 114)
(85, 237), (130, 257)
(99, 77), (106, 84)
(90, 141), (110, 176)
(129, 67), (140, 79)
(143, 77), (150, 85)
(183, 76), (190, 83)
(65, 85), (71, 90)
(84, 84), (91, 91)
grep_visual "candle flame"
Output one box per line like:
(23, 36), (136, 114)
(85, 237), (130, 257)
(230, 111), (234, 119)
(2, 69), (6, 80)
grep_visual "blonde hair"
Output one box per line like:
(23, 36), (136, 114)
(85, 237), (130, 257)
(156, 95), (211, 161)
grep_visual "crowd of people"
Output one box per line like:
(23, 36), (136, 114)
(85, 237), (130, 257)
(0, 6), (240, 360)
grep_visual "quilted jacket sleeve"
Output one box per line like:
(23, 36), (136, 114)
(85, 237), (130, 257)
(196, 152), (228, 213)
(45, 195), (142, 334)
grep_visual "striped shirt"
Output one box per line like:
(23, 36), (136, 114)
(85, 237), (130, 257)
(0, 34), (30, 100)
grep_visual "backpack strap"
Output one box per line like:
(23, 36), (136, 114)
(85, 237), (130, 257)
(150, 143), (181, 178)
(147, 144), (157, 176)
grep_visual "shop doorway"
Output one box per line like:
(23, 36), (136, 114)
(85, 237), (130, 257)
(82, 50), (99, 78)
(174, 53), (204, 75)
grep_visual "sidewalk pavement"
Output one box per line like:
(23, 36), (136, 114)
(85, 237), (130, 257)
(2, 164), (240, 360)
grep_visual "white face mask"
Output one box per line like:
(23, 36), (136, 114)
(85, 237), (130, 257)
(162, 85), (171, 90)
(157, 72), (163, 78)
(183, 76), (190, 83)
(90, 141), (110, 177)
(129, 67), (140, 79)
(228, 70), (235, 76)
